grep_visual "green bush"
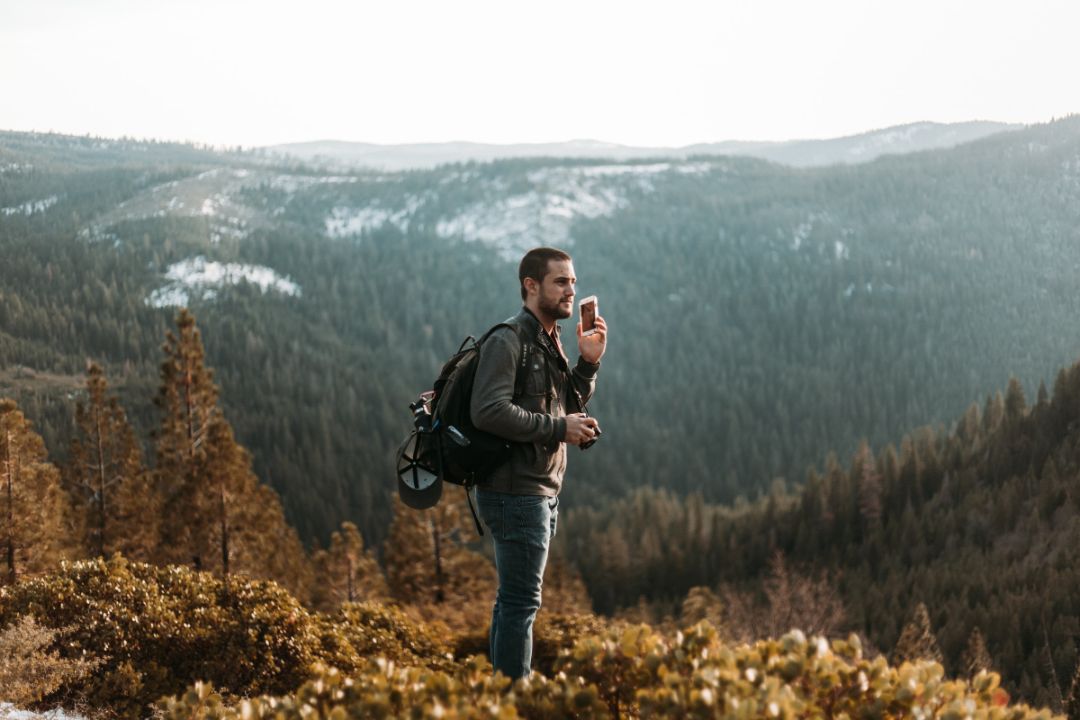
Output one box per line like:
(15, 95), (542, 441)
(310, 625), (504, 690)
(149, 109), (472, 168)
(452, 612), (617, 678)
(159, 622), (1060, 719)
(313, 601), (452, 675)
(558, 622), (1058, 719)
(533, 613), (618, 678)
(0, 557), (320, 717)
(158, 660), (609, 720)
(2, 559), (1062, 718)
(0, 559), (477, 717)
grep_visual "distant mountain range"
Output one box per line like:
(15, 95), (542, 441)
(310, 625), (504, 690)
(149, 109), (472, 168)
(267, 121), (1020, 170)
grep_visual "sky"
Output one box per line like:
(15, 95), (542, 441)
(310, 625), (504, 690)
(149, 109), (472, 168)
(1, 0), (1078, 148)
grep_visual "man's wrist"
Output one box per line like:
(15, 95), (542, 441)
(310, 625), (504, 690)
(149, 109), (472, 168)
(553, 417), (568, 443)
(574, 356), (600, 377)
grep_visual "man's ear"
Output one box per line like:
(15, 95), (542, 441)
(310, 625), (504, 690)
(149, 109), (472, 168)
(523, 277), (538, 297)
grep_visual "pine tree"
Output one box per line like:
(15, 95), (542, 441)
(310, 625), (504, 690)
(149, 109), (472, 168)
(916, 428), (944, 500)
(957, 402), (982, 447)
(983, 392), (1005, 435)
(680, 585), (725, 632)
(879, 444), (901, 517)
(1065, 655), (1080, 720)
(65, 362), (155, 560)
(240, 483), (314, 601)
(760, 552), (846, 639)
(799, 469), (828, 530)
(311, 521), (388, 612)
(153, 310), (308, 591)
(383, 495), (496, 630)
(1041, 623), (1064, 714)
(1005, 377), (1028, 425)
(1037, 380), (1050, 408)
(854, 440), (882, 527)
(961, 626), (993, 678)
(154, 309), (220, 568)
(384, 496), (437, 603)
(189, 407), (310, 592)
(824, 453), (852, 541)
(1, 399), (73, 584)
(891, 602), (943, 665)
(541, 556), (592, 616)
(898, 436), (924, 507)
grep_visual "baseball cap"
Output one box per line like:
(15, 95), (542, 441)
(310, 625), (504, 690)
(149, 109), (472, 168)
(396, 430), (442, 509)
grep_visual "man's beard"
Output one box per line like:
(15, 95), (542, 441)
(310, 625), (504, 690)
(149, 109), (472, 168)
(540, 295), (573, 320)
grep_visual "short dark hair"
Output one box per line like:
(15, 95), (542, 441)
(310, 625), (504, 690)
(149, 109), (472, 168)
(519, 247), (572, 300)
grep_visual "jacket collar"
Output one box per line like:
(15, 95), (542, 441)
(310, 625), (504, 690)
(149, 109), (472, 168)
(516, 307), (569, 370)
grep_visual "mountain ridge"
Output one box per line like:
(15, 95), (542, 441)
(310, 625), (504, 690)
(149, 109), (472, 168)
(267, 120), (1021, 169)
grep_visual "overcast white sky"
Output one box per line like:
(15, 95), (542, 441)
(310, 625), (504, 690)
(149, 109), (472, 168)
(1, 0), (1077, 148)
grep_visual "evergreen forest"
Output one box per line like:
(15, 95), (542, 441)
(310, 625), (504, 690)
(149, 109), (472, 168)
(4, 120), (1080, 714)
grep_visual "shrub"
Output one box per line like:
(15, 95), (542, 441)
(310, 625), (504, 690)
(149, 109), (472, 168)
(559, 622), (1058, 719)
(0, 556), (320, 717)
(313, 601), (452, 675)
(451, 612), (617, 678)
(0, 615), (97, 706)
(159, 622), (1060, 719)
(533, 613), (618, 678)
(158, 660), (609, 720)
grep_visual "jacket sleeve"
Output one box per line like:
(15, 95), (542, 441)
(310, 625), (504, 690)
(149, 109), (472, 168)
(570, 356), (600, 409)
(471, 328), (567, 444)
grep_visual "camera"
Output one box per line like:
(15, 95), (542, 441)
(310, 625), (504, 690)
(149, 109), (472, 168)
(580, 426), (601, 450)
(579, 409), (601, 450)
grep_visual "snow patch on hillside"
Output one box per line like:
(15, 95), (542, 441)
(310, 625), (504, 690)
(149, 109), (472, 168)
(0, 162), (33, 173)
(325, 196), (421, 237)
(789, 212), (852, 259)
(319, 161), (714, 256)
(147, 256), (301, 308)
(436, 163), (708, 259)
(210, 216), (250, 243)
(791, 213), (830, 251)
(792, 221), (812, 250)
(85, 168), (362, 244)
(2, 195), (58, 216)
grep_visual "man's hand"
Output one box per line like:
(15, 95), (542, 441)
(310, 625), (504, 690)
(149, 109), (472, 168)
(564, 413), (601, 446)
(577, 315), (607, 364)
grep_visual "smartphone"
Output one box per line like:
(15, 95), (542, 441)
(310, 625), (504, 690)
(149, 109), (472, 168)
(579, 295), (598, 336)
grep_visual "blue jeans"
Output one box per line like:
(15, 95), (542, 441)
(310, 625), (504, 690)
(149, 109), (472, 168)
(476, 488), (558, 680)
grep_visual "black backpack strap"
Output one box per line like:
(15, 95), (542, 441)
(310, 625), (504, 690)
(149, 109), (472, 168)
(465, 485), (484, 536)
(478, 321), (532, 402)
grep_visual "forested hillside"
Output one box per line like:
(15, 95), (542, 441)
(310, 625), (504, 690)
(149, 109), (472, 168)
(1, 314), (1077, 712)
(3, 119), (1080, 552)
(561, 360), (1080, 708)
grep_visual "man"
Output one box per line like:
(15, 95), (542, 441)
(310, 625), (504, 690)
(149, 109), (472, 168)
(471, 246), (606, 680)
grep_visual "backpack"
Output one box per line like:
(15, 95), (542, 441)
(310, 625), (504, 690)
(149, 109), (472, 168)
(396, 321), (530, 534)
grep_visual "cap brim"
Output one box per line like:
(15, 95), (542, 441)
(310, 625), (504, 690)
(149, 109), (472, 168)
(398, 470), (442, 509)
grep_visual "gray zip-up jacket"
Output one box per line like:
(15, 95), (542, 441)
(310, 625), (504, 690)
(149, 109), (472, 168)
(470, 308), (600, 496)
